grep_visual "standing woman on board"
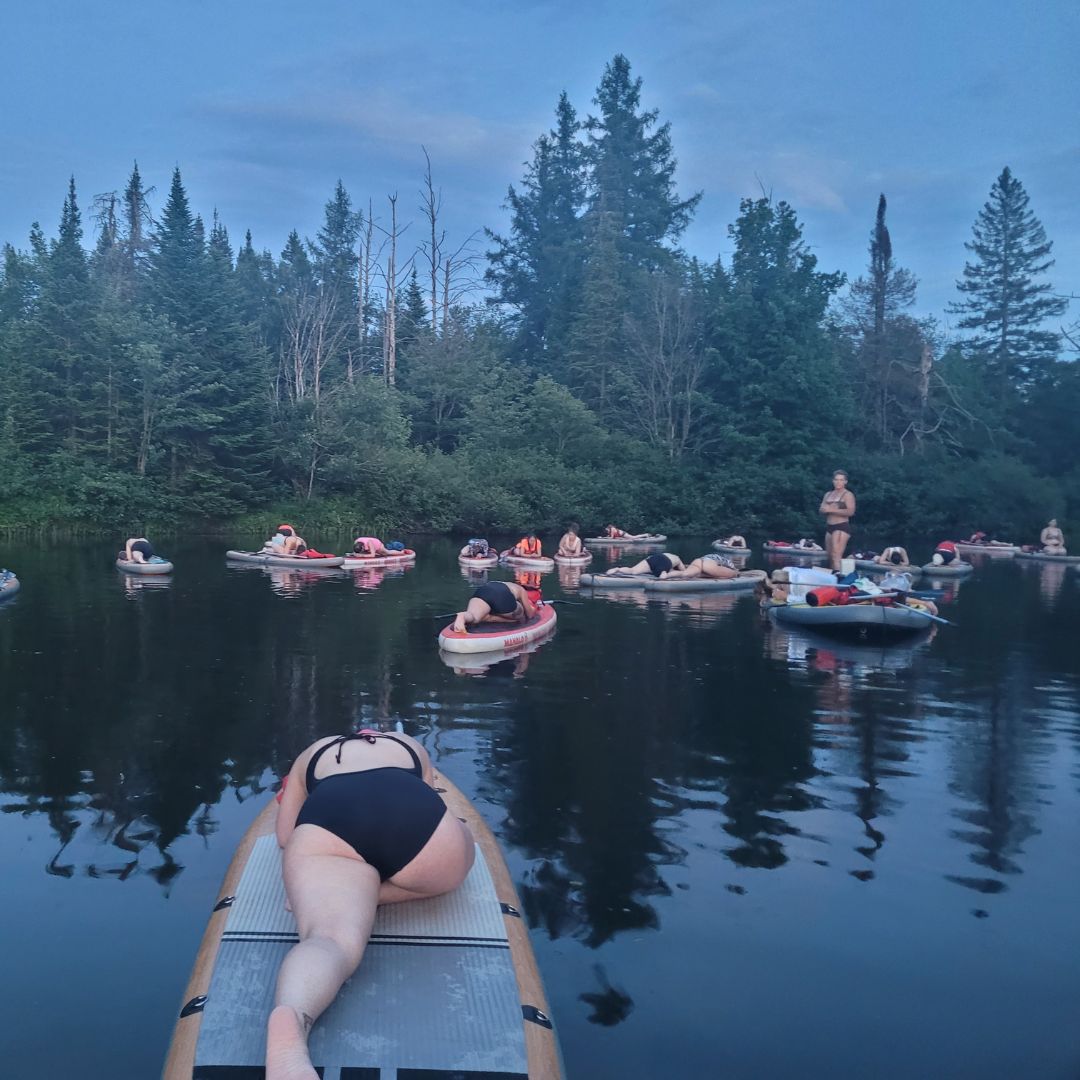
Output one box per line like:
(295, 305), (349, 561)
(266, 730), (475, 1079)
(819, 470), (856, 572)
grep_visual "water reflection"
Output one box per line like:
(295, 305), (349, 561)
(1, 538), (1080, 1078)
(120, 572), (174, 598)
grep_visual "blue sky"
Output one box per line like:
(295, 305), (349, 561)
(2, 0), (1077, 322)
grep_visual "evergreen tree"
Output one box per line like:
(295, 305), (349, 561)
(705, 197), (848, 464)
(147, 168), (207, 331)
(486, 92), (586, 366)
(584, 55), (699, 270)
(949, 167), (1066, 390)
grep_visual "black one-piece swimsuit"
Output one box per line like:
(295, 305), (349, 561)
(295, 733), (447, 880)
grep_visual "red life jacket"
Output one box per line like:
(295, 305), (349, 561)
(936, 541), (958, 554)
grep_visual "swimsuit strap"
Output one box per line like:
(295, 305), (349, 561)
(305, 731), (423, 790)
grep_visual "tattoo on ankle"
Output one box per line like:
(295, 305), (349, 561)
(302, 1011), (314, 1035)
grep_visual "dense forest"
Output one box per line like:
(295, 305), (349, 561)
(0, 55), (1075, 540)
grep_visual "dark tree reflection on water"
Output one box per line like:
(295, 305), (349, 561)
(1, 540), (1080, 1077)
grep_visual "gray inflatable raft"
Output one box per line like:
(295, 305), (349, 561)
(644, 570), (766, 592)
(226, 550), (345, 568)
(164, 773), (562, 1079)
(768, 600), (934, 632)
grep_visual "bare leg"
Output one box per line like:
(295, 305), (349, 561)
(607, 558), (651, 576)
(453, 597), (493, 633)
(268, 827), (382, 1079)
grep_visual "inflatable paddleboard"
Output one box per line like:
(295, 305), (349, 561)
(459, 554), (500, 570)
(920, 561), (973, 576)
(553, 552), (592, 566)
(115, 556), (174, 575)
(164, 771), (561, 1079)
(342, 549), (417, 569)
(763, 542), (829, 563)
(579, 572), (647, 588)
(584, 534), (666, 545)
(854, 559), (922, 577)
(226, 550), (345, 568)
(710, 541), (751, 555)
(439, 603), (557, 654)
(643, 569), (766, 592)
(502, 555), (555, 571)
(1014, 551), (1080, 564)
(955, 542), (1018, 556)
(0, 570), (19, 603)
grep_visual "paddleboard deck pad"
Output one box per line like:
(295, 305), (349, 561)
(164, 773), (561, 1078)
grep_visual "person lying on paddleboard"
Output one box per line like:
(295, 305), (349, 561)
(266, 729), (475, 1080)
(121, 536), (157, 563)
(875, 546), (911, 567)
(460, 538), (492, 558)
(557, 523), (586, 557)
(658, 552), (739, 581)
(605, 552), (687, 577)
(504, 532), (542, 558)
(351, 536), (408, 557)
(792, 538), (825, 551)
(718, 534), (747, 549)
(603, 524), (652, 539)
(266, 525), (307, 556)
(452, 580), (540, 633)
(931, 540), (960, 566)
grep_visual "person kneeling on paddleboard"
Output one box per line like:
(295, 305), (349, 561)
(557, 523), (585, 557)
(267, 730), (475, 1079)
(931, 540), (959, 566)
(452, 580), (540, 633)
(460, 538), (492, 558)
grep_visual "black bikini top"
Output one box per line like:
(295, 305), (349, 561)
(305, 731), (423, 791)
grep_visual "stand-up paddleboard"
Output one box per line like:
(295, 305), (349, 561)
(955, 542), (1018, 557)
(164, 771), (562, 1079)
(459, 554), (500, 571)
(553, 552), (592, 566)
(853, 559), (923, 578)
(584, 534), (666, 545)
(502, 555), (555, 571)
(710, 541), (751, 555)
(919, 561), (974, 576)
(643, 569), (766, 592)
(0, 570), (19, 602)
(579, 572), (647, 588)
(438, 603), (557, 654)
(342, 550), (417, 569)
(226, 550), (345, 568)
(762, 542), (829, 563)
(116, 555), (174, 575)
(1014, 550), (1080, 564)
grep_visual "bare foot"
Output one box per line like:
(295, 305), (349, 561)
(266, 1005), (318, 1080)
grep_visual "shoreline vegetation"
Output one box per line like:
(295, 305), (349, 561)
(1, 56), (1075, 543)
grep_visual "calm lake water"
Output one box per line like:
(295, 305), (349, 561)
(1, 536), (1079, 1078)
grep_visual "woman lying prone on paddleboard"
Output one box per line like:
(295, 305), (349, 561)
(452, 580), (540, 633)
(605, 552), (686, 577)
(657, 552), (739, 580)
(267, 730), (475, 1079)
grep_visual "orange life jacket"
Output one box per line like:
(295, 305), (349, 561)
(518, 537), (541, 556)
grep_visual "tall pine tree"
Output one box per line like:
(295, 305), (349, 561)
(949, 167), (1065, 391)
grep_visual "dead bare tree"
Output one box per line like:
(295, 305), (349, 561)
(625, 275), (708, 461)
(381, 195), (400, 386)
